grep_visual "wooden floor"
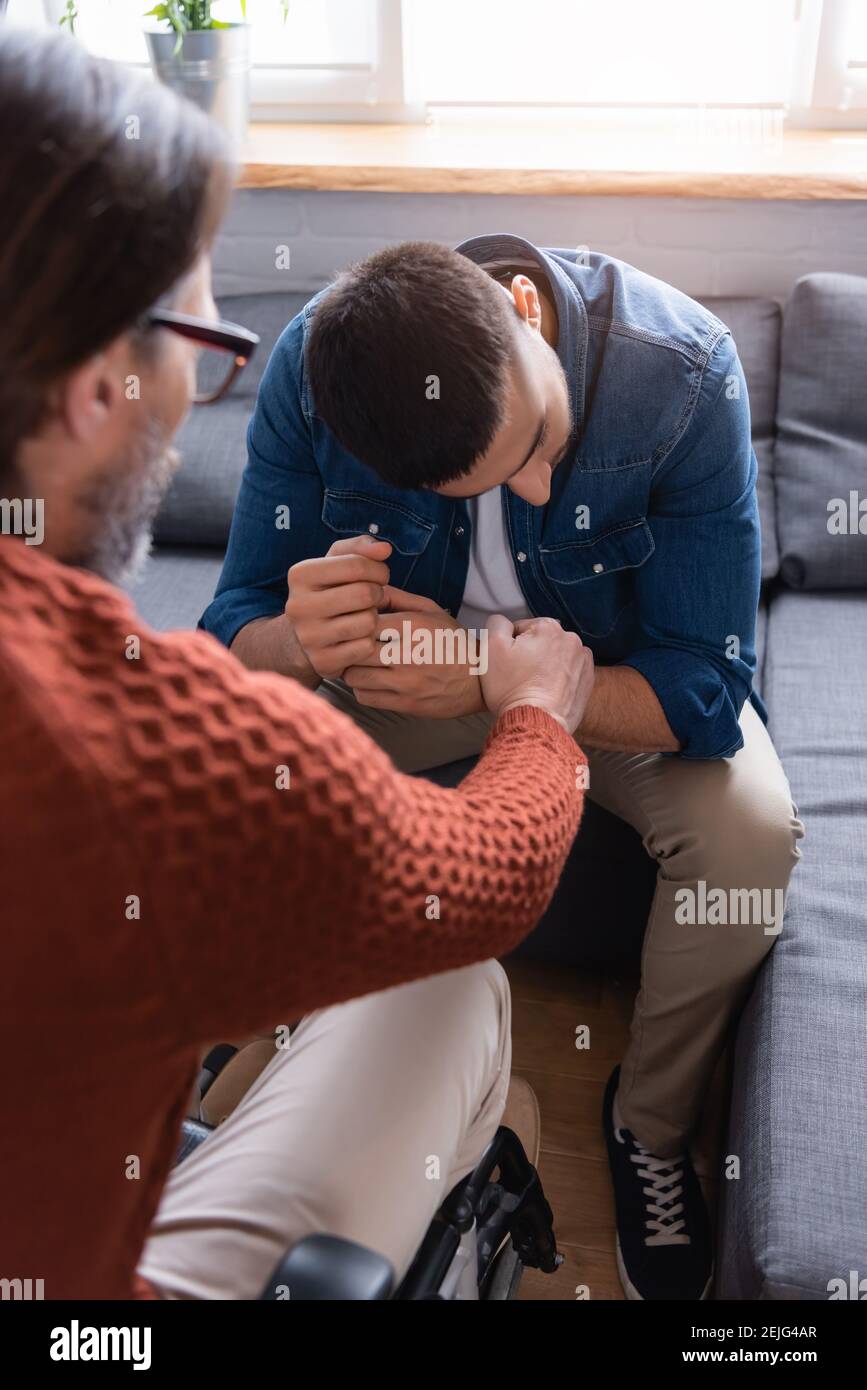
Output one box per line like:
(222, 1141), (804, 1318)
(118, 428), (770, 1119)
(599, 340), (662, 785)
(503, 956), (729, 1301)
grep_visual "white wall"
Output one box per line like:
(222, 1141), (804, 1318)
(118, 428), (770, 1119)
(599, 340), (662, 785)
(213, 189), (867, 303)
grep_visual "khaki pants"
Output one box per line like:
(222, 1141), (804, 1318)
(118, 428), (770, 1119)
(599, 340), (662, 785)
(315, 681), (804, 1158)
(139, 961), (511, 1299)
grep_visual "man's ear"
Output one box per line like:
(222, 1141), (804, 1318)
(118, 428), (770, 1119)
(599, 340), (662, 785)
(509, 275), (543, 334)
(57, 344), (125, 444)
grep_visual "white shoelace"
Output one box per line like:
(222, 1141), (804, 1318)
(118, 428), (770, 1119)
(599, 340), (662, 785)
(616, 1126), (691, 1247)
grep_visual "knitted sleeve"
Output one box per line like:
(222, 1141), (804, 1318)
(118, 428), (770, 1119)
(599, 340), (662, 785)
(38, 568), (587, 1042)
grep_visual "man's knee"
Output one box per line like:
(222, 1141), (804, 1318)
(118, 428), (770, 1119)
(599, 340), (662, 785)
(645, 744), (798, 880)
(659, 763), (800, 882)
(416, 960), (510, 1061)
(714, 787), (799, 884)
(661, 777), (803, 956)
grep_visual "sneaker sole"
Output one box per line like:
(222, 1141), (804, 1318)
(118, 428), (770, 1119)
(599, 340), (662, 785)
(615, 1237), (713, 1302)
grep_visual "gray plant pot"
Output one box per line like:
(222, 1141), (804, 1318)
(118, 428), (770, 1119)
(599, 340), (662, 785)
(145, 24), (250, 151)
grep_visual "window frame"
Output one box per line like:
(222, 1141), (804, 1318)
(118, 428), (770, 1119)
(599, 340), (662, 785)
(788, 0), (867, 128)
(30, 0), (867, 128)
(250, 0), (423, 121)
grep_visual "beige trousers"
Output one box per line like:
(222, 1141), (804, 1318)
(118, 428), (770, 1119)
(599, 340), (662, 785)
(139, 961), (511, 1299)
(314, 681), (805, 1157)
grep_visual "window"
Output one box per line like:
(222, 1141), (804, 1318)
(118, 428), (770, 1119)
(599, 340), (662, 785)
(403, 0), (867, 127)
(807, 0), (867, 123)
(30, 0), (418, 119)
(404, 0), (799, 108)
(7, 0), (867, 126)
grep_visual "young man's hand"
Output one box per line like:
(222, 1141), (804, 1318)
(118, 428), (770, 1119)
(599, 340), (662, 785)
(284, 536), (392, 678)
(342, 587), (486, 719)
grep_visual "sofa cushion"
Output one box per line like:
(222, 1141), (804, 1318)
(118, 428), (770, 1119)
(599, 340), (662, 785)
(775, 273), (867, 591)
(154, 291), (310, 548)
(701, 296), (782, 582)
(124, 547), (227, 631)
(718, 589), (867, 1298)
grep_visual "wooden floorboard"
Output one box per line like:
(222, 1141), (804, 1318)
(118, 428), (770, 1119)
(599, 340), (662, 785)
(519, 1241), (626, 1302)
(503, 956), (725, 1302)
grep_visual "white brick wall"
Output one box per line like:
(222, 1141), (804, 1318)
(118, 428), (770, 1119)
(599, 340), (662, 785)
(212, 189), (867, 302)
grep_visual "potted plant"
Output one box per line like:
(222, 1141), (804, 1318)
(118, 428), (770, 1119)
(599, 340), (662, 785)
(143, 2), (252, 150)
(51, 2), (288, 149)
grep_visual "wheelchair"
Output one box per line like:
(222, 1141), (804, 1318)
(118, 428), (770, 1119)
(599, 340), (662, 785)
(176, 1044), (564, 1301)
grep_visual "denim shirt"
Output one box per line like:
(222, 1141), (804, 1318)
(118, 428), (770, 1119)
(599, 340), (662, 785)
(201, 233), (765, 760)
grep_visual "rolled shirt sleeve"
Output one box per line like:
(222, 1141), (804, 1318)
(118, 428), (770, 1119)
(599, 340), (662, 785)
(619, 334), (763, 760)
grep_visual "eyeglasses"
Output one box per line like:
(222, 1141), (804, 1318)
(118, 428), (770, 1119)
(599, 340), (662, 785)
(146, 308), (260, 405)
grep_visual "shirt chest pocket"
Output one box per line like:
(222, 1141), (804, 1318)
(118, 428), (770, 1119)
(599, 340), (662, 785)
(321, 489), (436, 590)
(539, 519), (655, 637)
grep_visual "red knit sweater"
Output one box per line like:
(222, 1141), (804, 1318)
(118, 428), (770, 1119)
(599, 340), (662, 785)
(0, 538), (586, 1299)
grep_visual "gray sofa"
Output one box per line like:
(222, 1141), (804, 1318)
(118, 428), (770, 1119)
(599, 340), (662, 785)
(127, 272), (867, 1301)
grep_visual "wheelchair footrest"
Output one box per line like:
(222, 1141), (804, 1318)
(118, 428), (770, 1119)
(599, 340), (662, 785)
(473, 1128), (562, 1279)
(396, 1124), (561, 1298)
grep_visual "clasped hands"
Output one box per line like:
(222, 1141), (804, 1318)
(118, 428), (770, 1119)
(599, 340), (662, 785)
(285, 535), (485, 718)
(284, 535), (595, 730)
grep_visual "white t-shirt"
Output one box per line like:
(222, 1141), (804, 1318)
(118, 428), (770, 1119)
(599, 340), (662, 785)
(457, 487), (533, 631)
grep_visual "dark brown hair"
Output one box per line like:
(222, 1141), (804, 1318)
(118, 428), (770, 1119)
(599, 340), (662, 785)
(0, 26), (233, 475)
(305, 241), (517, 489)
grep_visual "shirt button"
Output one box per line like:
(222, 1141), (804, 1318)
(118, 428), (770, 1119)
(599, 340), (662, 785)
(592, 562), (604, 573)
(368, 522), (379, 535)
(454, 525), (465, 538)
(516, 551), (527, 563)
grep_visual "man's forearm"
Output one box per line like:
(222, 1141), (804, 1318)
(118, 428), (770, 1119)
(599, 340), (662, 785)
(575, 666), (680, 752)
(230, 615), (319, 689)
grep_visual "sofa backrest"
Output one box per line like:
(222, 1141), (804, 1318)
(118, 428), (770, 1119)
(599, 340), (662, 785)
(154, 291), (309, 548)
(774, 273), (867, 591)
(701, 295), (782, 582)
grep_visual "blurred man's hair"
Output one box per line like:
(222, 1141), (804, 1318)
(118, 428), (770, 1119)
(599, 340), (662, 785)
(305, 241), (518, 489)
(0, 27), (233, 478)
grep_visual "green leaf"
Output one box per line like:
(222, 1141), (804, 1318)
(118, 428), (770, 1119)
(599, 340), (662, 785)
(58, 0), (78, 31)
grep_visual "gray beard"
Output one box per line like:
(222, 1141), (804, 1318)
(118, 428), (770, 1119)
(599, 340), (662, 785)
(74, 417), (180, 587)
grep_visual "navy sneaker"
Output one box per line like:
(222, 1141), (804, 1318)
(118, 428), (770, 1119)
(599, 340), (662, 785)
(602, 1066), (713, 1300)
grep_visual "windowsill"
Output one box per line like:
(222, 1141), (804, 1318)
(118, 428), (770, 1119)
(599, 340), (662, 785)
(240, 112), (867, 200)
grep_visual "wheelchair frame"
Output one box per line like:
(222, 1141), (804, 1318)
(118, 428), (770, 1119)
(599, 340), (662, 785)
(177, 1046), (563, 1301)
